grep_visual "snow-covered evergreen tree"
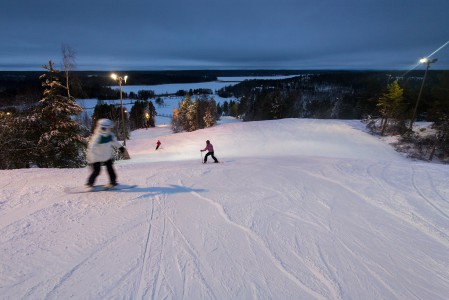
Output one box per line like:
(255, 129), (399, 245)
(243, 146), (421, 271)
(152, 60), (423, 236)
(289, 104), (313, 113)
(171, 95), (218, 133)
(36, 60), (88, 168)
(203, 98), (217, 128)
(171, 108), (182, 133)
(178, 95), (192, 131)
(0, 111), (42, 169)
(186, 99), (199, 132)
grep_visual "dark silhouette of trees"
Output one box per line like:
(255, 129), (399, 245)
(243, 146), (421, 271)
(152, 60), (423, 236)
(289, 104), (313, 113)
(129, 100), (156, 130)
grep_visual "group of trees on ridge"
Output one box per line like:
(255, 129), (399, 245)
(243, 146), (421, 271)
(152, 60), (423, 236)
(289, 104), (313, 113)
(171, 95), (219, 133)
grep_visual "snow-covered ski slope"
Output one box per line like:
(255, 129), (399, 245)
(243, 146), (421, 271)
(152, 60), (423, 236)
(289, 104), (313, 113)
(1, 118), (448, 300)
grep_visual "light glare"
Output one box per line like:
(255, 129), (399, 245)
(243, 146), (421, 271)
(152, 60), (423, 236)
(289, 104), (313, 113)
(419, 58), (428, 64)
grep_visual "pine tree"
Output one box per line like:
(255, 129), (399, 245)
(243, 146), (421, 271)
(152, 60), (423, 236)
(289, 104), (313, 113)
(171, 95), (219, 133)
(148, 101), (156, 127)
(178, 95), (192, 131)
(377, 80), (406, 135)
(36, 60), (88, 168)
(129, 100), (156, 130)
(271, 91), (284, 119)
(171, 108), (182, 133)
(0, 111), (42, 169)
(203, 98), (218, 128)
(186, 98), (199, 132)
(91, 103), (119, 134)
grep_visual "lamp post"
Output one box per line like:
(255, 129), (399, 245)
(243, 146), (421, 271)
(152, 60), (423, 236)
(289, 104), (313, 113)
(409, 58), (437, 131)
(145, 112), (150, 129)
(111, 73), (128, 146)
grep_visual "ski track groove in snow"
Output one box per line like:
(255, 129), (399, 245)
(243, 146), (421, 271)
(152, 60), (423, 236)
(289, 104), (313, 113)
(138, 177), (217, 299)
(135, 191), (155, 299)
(411, 166), (449, 220)
(181, 179), (327, 300)
(246, 239), (275, 299)
(261, 190), (344, 298)
(326, 162), (449, 248)
(422, 169), (449, 205)
(172, 180), (219, 299)
(315, 244), (345, 300)
(150, 194), (168, 299)
(0, 185), (66, 230)
(298, 244), (343, 300)
(368, 164), (449, 247)
(42, 215), (146, 299)
(334, 237), (401, 299)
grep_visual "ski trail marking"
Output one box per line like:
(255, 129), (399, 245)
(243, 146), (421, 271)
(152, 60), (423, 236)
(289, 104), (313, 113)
(290, 242), (343, 300)
(179, 180), (326, 300)
(136, 196), (155, 299)
(411, 166), (449, 220)
(150, 195), (169, 300)
(335, 238), (401, 299)
(44, 220), (144, 298)
(308, 169), (449, 248)
(155, 188), (217, 299)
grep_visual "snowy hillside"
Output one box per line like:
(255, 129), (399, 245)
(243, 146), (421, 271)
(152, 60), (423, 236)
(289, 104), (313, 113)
(1, 119), (449, 299)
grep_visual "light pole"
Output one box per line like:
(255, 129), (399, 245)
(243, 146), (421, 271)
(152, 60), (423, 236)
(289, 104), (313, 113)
(111, 73), (128, 146)
(409, 58), (437, 131)
(145, 112), (150, 129)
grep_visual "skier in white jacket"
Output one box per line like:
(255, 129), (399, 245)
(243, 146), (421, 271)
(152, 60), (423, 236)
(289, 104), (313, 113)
(86, 119), (125, 189)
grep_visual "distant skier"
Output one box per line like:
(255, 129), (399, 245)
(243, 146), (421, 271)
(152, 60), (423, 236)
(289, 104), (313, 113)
(156, 140), (161, 150)
(200, 140), (219, 163)
(86, 119), (125, 189)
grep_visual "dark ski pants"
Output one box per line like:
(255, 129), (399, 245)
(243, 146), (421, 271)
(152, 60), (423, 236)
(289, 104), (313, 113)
(204, 151), (218, 163)
(87, 159), (117, 186)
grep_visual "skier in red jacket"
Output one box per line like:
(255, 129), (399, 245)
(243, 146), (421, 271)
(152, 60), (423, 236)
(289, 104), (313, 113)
(200, 140), (219, 163)
(156, 140), (161, 150)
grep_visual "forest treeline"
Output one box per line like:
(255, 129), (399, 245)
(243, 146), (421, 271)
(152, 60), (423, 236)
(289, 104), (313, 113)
(0, 70), (302, 105)
(216, 70), (449, 121)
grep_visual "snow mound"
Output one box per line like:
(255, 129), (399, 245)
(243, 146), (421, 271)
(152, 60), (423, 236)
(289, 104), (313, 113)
(124, 119), (404, 164)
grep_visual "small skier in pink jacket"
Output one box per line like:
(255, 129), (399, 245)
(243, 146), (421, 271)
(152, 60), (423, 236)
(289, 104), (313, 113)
(200, 140), (219, 163)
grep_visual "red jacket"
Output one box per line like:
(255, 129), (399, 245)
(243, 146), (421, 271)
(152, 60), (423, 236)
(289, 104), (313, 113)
(201, 143), (214, 152)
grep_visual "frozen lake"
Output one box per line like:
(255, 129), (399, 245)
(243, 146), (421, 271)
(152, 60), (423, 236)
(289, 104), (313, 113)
(77, 75), (300, 124)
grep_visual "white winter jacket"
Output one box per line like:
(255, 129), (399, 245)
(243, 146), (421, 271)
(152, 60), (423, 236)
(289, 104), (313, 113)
(86, 129), (123, 163)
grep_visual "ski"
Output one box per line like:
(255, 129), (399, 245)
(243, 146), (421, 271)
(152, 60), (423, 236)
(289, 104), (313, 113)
(65, 184), (137, 194)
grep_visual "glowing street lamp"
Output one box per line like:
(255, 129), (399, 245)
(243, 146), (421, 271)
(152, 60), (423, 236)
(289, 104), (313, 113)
(145, 112), (150, 130)
(110, 73), (128, 146)
(409, 58), (437, 131)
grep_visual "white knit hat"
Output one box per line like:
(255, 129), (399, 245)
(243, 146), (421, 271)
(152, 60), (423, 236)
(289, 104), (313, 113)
(97, 118), (114, 128)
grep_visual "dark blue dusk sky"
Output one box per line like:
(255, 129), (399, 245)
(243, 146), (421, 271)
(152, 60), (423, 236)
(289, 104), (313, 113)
(1, 0), (449, 71)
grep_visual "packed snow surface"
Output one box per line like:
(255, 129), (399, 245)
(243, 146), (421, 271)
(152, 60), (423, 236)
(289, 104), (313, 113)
(1, 118), (449, 300)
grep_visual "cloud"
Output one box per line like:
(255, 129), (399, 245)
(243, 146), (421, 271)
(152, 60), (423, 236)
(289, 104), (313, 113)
(1, 0), (449, 70)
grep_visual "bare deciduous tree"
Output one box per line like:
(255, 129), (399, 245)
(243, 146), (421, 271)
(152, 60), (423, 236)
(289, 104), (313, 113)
(61, 43), (76, 99)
